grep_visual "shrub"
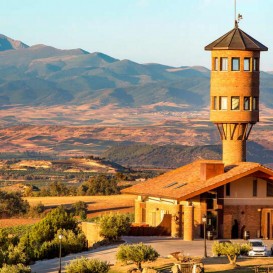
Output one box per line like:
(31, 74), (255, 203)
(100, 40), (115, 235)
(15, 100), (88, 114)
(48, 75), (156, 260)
(6, 244), (28, 265)
(240, 243), (252, 256)
(65, 257), (110, 273)
(98, 213), (131, 241)
(18, 206), (86, 261)
(0, 263), (31, 273)
(28, 202), (45, 217)
(116, 243), (159, 270)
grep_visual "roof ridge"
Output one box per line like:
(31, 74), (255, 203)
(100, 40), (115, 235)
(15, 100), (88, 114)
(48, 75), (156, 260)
(237, 28), (247, 49)
(228, 28), (238, 48)
(259, 163), (273, 172)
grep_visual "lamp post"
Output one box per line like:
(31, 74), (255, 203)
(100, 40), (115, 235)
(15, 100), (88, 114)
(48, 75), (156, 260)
(257, 208), (262, 238)
(202, 215), (207, 258)
(58, 234), (63, 273)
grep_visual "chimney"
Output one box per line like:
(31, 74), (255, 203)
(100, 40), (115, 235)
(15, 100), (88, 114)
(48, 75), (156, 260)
(200, 162), (224, 181)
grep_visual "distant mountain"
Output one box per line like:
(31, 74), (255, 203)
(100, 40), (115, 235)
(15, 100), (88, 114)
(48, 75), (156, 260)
(0, 34), (272, 109)
(0, 34), (29, 51)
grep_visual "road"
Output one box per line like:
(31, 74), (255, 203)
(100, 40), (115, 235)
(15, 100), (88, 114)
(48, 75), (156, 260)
(30, 237), (273, 273)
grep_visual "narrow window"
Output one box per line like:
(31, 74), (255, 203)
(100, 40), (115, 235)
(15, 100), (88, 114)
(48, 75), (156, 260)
(213, 57), (218, 71)
(226, 183), (230, 196)
(231, 96), (240, 110)
(232, 58), (240, 71)
(267, 182), (273, 197)
(219, 96), (228, 110)
(244, 58), (250, 71)
(253, 179), (257, 197)
(244, 97), (250, 110)
(254, 58), (259, 71)
(220, 57), (228, 71)
(253, 97), (258, 110)
(212, 96), (217, 110)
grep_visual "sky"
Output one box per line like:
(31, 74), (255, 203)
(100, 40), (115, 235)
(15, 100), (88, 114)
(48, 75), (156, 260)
(1, 0), (273, 71)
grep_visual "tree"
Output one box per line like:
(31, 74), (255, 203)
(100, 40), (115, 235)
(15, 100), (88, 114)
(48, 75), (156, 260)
(48, 182), (69, 196)
(71, 201), (87, 219)
(0, 191), (29, 217)
(99, 213), (131, 241)
(65, 257), (110, 273)
(80, 174), (119, 196)
(116, 243), (159, 270)
(212, 241), (251, 265)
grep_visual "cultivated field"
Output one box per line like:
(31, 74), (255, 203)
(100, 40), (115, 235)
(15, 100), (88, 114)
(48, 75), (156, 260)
(25, 194), (136, 218)
(0, 194), (136, 228)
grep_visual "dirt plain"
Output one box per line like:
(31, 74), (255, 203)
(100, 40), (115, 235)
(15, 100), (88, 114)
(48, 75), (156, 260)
(0, 104), (272, 157)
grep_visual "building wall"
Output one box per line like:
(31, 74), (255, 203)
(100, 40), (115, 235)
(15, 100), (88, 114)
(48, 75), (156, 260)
(223, 205), (262, 239)
(222, 176), (273, 238)
(224, 177), (271, 205)
(134, 195), (207, 240)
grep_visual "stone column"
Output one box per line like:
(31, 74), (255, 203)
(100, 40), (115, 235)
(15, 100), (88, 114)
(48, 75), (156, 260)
(134, 199), (144, 224)
(171, 204), (182, 237)
(183, 205), (194, 241)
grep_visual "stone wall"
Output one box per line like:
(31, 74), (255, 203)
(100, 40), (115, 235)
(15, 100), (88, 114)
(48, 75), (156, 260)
(81, 222), (103, 247)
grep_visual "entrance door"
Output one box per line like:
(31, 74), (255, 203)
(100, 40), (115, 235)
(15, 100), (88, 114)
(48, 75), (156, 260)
(262, 209), (273, 239)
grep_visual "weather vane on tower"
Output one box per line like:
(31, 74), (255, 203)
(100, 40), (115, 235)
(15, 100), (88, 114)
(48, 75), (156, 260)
(235, 0), (243, 27)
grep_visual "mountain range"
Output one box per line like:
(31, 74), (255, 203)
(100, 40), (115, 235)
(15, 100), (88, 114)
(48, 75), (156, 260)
(1, 34), (272, 109)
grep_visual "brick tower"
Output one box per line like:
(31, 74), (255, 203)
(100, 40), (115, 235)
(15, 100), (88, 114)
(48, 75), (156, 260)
(205, 21), (268, 165)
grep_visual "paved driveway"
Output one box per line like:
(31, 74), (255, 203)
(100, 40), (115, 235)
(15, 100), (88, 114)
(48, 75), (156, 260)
(30, 237), (273, 273)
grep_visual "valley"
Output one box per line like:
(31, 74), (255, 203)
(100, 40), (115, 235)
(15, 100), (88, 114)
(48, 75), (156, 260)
(0, 104), (272, 164)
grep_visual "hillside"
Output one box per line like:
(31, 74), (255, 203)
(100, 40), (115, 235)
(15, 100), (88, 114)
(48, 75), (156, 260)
(0, 157), (125, 173)
(0, 34), (272, 110)
(0, 34), (29, 51)
(103, 142), (273, 169)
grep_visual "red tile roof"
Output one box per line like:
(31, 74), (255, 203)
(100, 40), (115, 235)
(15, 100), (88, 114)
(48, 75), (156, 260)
(122, 160), (273, 200)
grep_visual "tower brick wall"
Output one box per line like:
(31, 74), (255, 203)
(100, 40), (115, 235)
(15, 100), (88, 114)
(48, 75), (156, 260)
(209, 50), (261, 164)
(223, 139), (246, 164)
